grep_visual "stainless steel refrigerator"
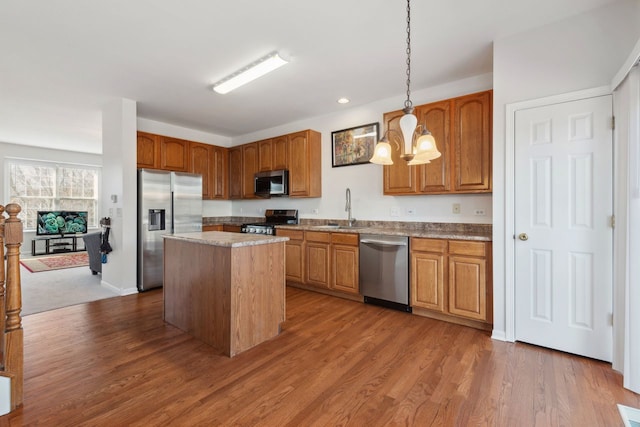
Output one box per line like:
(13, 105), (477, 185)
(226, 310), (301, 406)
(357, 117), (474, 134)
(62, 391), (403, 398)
(137, 169), (202, 292)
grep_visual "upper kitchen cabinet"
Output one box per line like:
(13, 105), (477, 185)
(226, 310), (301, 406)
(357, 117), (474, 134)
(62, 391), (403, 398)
(452, 91), (492, 192)
(272, 135), (288, 170)
(137, 132), (160, 169)
(159, 136), (190, 172)
(288, 130), (321, 198)
(228, 146), (243, 199)
(242, 143), (259, 199)
(189, 142), (213, 199)
(188, 142), (229, 200)
(382, 90), (492, 195)
(257, 139), (273, 172)
(416, 100), (451, 193)
(211, 146), (229, 199)
(228, 129), (320, 199)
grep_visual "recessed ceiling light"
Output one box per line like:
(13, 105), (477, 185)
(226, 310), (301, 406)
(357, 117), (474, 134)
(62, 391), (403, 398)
(337, 97), (350, 104)
(212, 52), (288, 94)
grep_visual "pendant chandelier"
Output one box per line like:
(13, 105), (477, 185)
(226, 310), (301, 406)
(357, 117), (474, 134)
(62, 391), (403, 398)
(370, 0), (441, 166)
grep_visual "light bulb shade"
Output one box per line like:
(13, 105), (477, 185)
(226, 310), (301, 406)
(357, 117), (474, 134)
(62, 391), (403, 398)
(413, 133), (441, 162)
(369, 141), (394, 165)
(407, 157), (430, 166)
(399, 112), (418, 157)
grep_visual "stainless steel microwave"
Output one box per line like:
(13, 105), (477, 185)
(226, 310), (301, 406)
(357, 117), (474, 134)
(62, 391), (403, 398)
(254, 169), (289, 198)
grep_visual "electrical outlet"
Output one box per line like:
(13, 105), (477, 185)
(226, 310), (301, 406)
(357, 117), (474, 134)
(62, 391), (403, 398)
(474, 209), (486, 216)
(452, 203), (461, 214)
(390, 207), (401, 217)
(407, 208), (416, 215)
(256, 208), (262, 214)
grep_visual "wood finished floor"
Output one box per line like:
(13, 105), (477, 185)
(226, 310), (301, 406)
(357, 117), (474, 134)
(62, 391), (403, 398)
(2, 287), (639, 426)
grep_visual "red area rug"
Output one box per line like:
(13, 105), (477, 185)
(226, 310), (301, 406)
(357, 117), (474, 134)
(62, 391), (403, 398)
(20, 252), (89, 273)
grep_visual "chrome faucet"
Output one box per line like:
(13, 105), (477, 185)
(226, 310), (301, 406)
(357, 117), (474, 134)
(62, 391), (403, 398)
(345, 188), (355, 227)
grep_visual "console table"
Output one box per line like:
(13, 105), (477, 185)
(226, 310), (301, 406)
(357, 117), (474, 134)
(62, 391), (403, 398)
(31, 235), (86, 256)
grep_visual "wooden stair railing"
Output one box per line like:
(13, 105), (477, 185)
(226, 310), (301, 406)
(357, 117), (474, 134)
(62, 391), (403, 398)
(0, 203), (24, 412)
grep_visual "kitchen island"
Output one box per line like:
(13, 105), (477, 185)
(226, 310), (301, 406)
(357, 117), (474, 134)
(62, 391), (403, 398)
(163, 231), (288, 357)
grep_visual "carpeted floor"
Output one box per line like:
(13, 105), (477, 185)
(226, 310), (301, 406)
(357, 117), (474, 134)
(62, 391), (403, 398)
(20, 258), (119, 315)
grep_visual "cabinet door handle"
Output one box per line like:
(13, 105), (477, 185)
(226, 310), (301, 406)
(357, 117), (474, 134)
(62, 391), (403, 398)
(518, 233), (528, 241)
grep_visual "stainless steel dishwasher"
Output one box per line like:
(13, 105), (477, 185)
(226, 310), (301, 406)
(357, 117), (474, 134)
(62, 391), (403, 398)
(359, 234), (411, 312)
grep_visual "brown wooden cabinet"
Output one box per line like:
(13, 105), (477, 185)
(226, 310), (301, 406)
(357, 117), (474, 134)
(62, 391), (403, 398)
(448, 241), (489, 322)
(330, 233), (359, 295)
(211, 146), (228, 199)
(159, 136), (189, 172)
(452, 91), (492, 192)
(242, 143), (259, 199)
(383, 90), (492, 195)
(227, 129), (321, 199)
(137, 132), (229, 199)
(222, 224), (242, 233)
(137, 132), (160, 169)
(202, 224), (223, 231)
(410, 238), (446, 312)
(189, 142), (213, 199)
(278, 229), (305, 284)
(257, 139), (273, 172)
(411, 237), (492, 328)
(281, 230), (358, 296)
(305, 231), (330, 289)
(272, 135), (288, 170)
(228, 146), (243, 199)
(288, 130), (322, 198)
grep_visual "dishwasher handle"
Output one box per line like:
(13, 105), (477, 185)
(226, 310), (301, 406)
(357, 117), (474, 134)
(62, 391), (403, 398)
(360, 238), (407, 247)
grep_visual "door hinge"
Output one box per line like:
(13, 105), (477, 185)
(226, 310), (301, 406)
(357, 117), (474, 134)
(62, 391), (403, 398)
(609, 313), (614, 326)
(610, 215), (615, 228)
(611, 116), (615, 130)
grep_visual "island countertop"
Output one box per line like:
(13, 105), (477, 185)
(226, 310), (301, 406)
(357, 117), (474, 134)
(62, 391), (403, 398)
(164, 231), (288, 247)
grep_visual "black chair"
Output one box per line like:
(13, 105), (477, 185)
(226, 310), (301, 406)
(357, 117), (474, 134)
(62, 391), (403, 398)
(82, 232), (102, 275)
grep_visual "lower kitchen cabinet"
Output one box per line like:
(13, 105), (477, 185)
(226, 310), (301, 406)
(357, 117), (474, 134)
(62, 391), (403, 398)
(279, 229), (359, 297)
(330, 233), (359, 295)
(202, 224), (223, 231)
(410, 238), (446, 312)
(277, 229), (305, 283)
(411, 237), (492, 329)
(222, 224), (242, 233)
(305, 231), (330, 289)
(448, 241), (489, 322)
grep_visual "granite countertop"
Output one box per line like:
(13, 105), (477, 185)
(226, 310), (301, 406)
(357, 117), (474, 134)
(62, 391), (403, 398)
(164, 231), (288, 247)
(276, 221), (492, 242)
(202, 216), (260, 227)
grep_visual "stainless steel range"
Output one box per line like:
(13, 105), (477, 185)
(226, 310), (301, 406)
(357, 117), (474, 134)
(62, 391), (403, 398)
(240, 209), (298, 235)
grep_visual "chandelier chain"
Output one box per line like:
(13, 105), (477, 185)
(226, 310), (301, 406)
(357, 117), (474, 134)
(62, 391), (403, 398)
(404, 0), (412, 110)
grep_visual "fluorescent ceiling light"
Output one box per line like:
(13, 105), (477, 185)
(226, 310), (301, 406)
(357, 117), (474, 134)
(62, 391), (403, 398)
(212, 52), (288, 94)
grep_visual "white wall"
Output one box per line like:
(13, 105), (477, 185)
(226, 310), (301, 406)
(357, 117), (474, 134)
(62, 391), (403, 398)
(0, 141), (102, 254)
(492, 0), (640, 339)
(229, 73), (494, 224)
(101, 98), (138, 295)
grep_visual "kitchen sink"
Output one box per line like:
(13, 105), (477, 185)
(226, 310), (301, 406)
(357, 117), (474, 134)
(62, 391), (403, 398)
(312, 225), (366, 230)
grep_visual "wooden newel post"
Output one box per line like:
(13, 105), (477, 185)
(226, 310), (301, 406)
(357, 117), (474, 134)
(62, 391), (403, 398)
(0, 204), (5, 361)
(4, 203), (23, 409)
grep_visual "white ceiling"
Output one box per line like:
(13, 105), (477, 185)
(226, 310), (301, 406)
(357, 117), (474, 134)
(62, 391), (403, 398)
(0, 0), (619, 154)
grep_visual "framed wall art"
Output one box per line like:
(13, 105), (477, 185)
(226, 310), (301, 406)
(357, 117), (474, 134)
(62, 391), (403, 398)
(331, 122), (379, 167)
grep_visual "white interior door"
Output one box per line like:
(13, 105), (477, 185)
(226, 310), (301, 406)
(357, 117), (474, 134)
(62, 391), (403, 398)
(514, 95), (613, 362)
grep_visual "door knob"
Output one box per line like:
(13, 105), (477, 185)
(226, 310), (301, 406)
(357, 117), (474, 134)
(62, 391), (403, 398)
(518, 233), (528, 241)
